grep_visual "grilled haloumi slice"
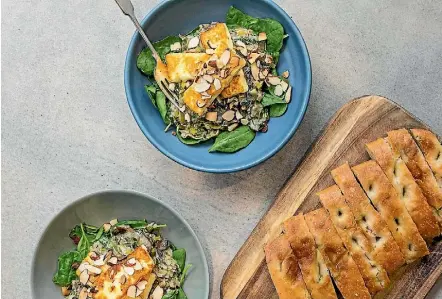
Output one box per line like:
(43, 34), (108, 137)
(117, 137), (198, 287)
(165, 53), (211, 83)
(220, 70), (249, 99)
(200, 23), (234, 56)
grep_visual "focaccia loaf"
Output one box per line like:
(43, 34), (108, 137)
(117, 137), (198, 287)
(387, 129), (442, 212)
(318, 185), (390, 294)
(283, 214), (337, 299)
(304, 209), (371, 299)
(331, 163), (405, 274)
(265, 235), (311, 299)
(352, 161), (429, 262)
(410, 129), (442, 188)
(366, 138), (441, 238)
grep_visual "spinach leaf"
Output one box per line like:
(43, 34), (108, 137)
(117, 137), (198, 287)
(53, 250), (82, 286)
(261, 93), (286, 107)
(156, 91), (170, 125)
(145, 85), (158, 108)
(77, 223), (92, 258)
(269, 103), (288, 117)
(177, 131), (206, 145)
(226, 6), (284, 61)
(177, 288), (188, 299)
(209, 126), (255, 153)
(137, 36), (181, 76)
(116, 220), (166, 231)
(162, 289), (179, 299)
(69, 223), (99, 245)
(172, 248), (186, 271)
(180, 264), (192, 285)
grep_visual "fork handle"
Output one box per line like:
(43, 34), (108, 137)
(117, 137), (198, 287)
(128, 15), (160, 60)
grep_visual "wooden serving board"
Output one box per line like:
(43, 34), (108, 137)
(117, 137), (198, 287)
(221, 96), (442, 299)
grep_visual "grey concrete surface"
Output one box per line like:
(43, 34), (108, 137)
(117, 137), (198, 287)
(2, 0), (441, 298)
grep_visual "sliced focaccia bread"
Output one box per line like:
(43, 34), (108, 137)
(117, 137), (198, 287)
(352, 161), (429, 262)
(387, 129), (442, 212)
(331, 163), (405, 274)
(366, 138), (441, 238)
(318, 185), (390, 294)
(283, 214), (337, 299)
(265, 235), (312, 299)
(410, 129), (442, 188)
(304, 209), (371, 299)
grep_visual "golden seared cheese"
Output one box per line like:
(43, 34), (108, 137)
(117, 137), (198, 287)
(220, 70), (249, 98)
(200, 23), (234, 56)
(154, 58), (170, 86)
(183, 51), (246, 115)
(165, 53), (210, 83)
(77, 247), (156, 299)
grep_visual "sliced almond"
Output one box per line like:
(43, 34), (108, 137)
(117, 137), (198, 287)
(248, 53), (260, 64)
(222, 110), (235, 121)
(206, 69), (216, 75)
(187, 36), (200, 49)
(274, 85), (284, 97)
(184, 113), (191, 123)
(196, 99), (206, 108)
(285, 86), (292, 103)
(137, 280), (148, 291)
(119, 274), (127, 285)
(78, 262), (88, 273)
(229, 56), (240, 68)
(213, 78), (222, 91)
(108, 256), (118, 265)
(79, 270), (89, 285)
(220, 50), (231, 66)
(194, 81), (211, 93)
(134, 261), (143, 271)
(85, 264), (102, 275)
(205, 48), (215, 55)
(170, 42), (181, 51)
(266, 76), (281, 86)
(202, 75), (214, 83)
(205, 112), (217, 122)
(264, 55), (273, 64)
(93, 256), (105, 266)
(258, 32), (267, 41)
(168, 83), (176, 90)
(238, 47), (247, 56)
(61, 286), (70, 296)
(127, 258), (136, 266)
(207, 40), (217, 49)
(220, 69), (227, 78)
(135, 287), (143, 297)
(280, 80), (289, 92)
(228, 123), (238, 131)
(282, 70), (290, 78)
(258, 69), (269, 80)
(235, 111), (243, 120)
(201, 92), (211, 99)
(79, 288), (88, 299)
(235, 40), (247, 48)
(89, 251), (99, 261)
(104, 250), (113, 262)
(251, 63), (260, 81)
(127, 285), (137, 298)
(208, 60), (218, 68)
(109, 219), (118, 226)
(185, 81), (192, 88)
(152, 286), (164, 299)
(124, 266), (135, 276)
(103, 223), (111, 232)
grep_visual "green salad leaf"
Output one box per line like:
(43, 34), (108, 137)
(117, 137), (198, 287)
(226, 6), (285, 60)
(162, 290), (179, 299)
(261, 93), (286, 107)
(156, 91), (170, 125)
(52, 251), (83, 286)
(116, 219), (167, 231)
(172, 248), (186, 271)
(269, 103), (288, 117)
(77, 223), (93, 258)
(180, 263), (192, 285)
(177, 288), (188, 299)
(176, 131), (206, 145)
(145, 85), (158, 108)
(137, 36), (181, 76)
(209, 126), (255, 153)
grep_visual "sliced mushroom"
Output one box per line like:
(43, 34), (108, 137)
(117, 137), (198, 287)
(205, 112), (218, 122)
(202, 75), (214, 83)
(258, 32), (267, 41)
(266, 76), (281, 86)
(127, 285), (137, 298)
(194, 81), (211, 93)
(222, 110), (235, 121)
(251, 63), (260, 81)
(213, 78), (222, 91)
(79, 270), (89, 285)
(285, 86), (292, 103)
(187, 36), (200, 49)
(220, 50), (231, 66)
(235, 111), (243, 120)
(274, 85), (284, 97)
(282, 70), (290, 79)
(248, 53), (260, 64)
(170, 42), (181, 51)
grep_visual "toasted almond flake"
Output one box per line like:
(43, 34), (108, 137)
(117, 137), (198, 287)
(264, 55), (273, 64)
(110, 219), (118, 226)
(93, 256), (105, 266)
(236, 111), (243, 120)
(104, 250), (113, 261)
(282, 70), (290, 78)
(213, 78), (222, 91)
(78, 262), (88, 273)
(127, 258), (136, 265)
(152, 286), (164, 299)
(238, 47), (247, 56)
(208, 60), (218, 68)
(124, 266), (135, 276)
(185, 81), (192, 88)
(202, 75), (214, 83)
(194, 81), (211, 93)
(235, 40), (247, 48)
(137, 280), (148, 291)
(207, 40), (217, 49)
(196, 99), (206, 108)
(79, 270), (89, 285)
(85, 264), (102, 275)
(61, 287), (70, 296)
(179, 105), (186, 112)
(266, 76), (281, 86)
(103, 223), (111, 232)
(205, 48), (215, 55)
(258, 32), (267, 41)
(134, 261), (143, 271)
(205, 112), (217, 122)
(119, 274), (127, 285)
(79, 288), (88, 299)
(127, 285), (137, 298)
(206, 69), (216, 75)
(90, 251), (99, 261)
(220, 50), (231, 66)
(187, 36), (200, 49)
(108, 256), (118, 265)
(274, 85), (284, 97)
(135, 288), (143, 297)
(280, 80), (289, 92)
(248, 53), (260, 64)
(168, 83), (176, 90)
(258, 70), (268, 80)
(184, 113), (191, 123)
(222, 110), (235, 121)
(285, 86), (292, 103)
(229, 56), (240, 68)
(228, 123), (238, 131)
(220, 69), (227, 78)
(170, 42), (181, 51)
(251, 63), (260, 81)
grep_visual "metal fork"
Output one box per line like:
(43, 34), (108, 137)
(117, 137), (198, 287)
(114, 0), (183, 110)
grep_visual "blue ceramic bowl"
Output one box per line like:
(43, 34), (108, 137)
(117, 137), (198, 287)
(125, 0), (311, 173)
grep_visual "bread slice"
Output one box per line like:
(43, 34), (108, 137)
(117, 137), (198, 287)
(410, 129), (442, 188)
(304, 209), (371, 299)
(283, 214), (337, 299)
(366, 138), (441, 239)
(331, 163), (405, 274)
(265, 235), (311, 299)
(387, 129), (442, 212)
(318, 185), (390, 294)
